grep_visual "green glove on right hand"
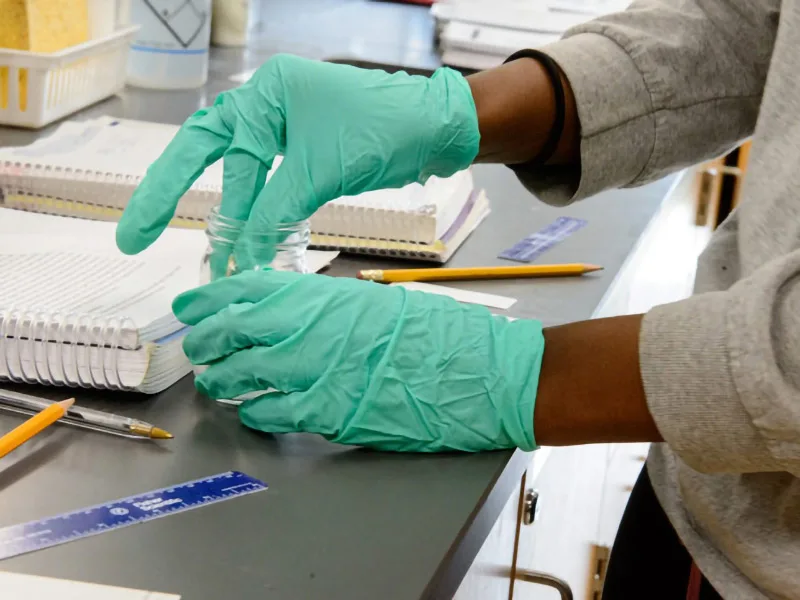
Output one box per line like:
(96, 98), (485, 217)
(173, 270), (543, 453)
(116, 54), (480, 255)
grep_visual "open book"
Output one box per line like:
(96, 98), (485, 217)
(0, 116), (489, 262)
(0, 208), (337, 393)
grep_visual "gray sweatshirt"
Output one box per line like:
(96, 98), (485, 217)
(518, 1), (799, 598)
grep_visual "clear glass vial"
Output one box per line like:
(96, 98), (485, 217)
(199, 205), (310, 285)
(196, 206), (310, 404)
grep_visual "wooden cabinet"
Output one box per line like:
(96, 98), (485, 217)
(514, 445), (609, 600)
(694, 141), (752, 229)
(595, 443), (649, 548)
(450, 443), (650, 600)
(452, 462), (524, 600)
(453, 443), (648, 600)
(452, 448), (579, 600)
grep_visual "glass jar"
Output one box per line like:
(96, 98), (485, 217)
(199, 205), (310, 285)
(195, 206), (310, 404)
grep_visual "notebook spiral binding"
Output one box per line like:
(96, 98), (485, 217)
(1, 161), (433, 246)
(0, 308), (137, 390)
(1, 155), (473, 260)
(0, 159), (216, 223)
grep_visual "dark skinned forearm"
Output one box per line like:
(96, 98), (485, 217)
(468, 60), (660, 445)
(467, 57), (580, 165)
(534, 315), (663, 446)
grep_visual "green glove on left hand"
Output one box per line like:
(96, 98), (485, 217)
(173, 270), (544, 452)
(116, 54), (479, 256)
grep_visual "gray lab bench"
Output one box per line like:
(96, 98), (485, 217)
(0, 22), (676, 600)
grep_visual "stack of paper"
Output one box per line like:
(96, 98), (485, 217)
(0, 208), (337, 393)
(0, 116), (488, 262)
(432, 0), (631, 70)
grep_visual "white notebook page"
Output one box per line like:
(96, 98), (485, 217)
(0, 209), (207, 347)
(0, 209), (339, 346)
(1, 244), (192, 323)
(0, 117), (222, 188)
(0, 571), (180, 600)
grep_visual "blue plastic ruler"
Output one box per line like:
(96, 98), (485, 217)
(0, 471), (267, 561)
(499, 216), (588, 263)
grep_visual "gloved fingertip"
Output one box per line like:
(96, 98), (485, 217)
(115, 220), (147, 256)
(172, 291), (201, 325)
(117, 212), (172, 257)
(194, 373), (213, 397)
(237, 399), (262, 428)
(181, 334), (202, 364)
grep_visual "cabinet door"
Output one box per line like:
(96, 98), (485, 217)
(452, 472), (525, 600)
(514, 445), (609, 600)
(595, 442), (649, 547)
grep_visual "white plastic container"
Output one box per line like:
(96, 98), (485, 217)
(87, 0), (118, 39)
(211, 0), (250, 47)
(127, 0), (212, 90)
(0, 26), (139, 129)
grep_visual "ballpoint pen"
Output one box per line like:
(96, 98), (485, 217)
(0, 388), (173, 440)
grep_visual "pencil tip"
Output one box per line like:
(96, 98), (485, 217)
(151, 427), (174, 440)
(59, 398), (76, 409)
(585, 264), (604, 273)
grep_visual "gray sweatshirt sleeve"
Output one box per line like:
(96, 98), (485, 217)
(520, 1), (800, 475)
(639, 245), (800, 475)
(515, 0), (779, 205)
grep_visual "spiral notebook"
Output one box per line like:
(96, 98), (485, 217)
(0, 116), (489, 262)
(0, 208), (205, 393)
(0, 208), (338, 394)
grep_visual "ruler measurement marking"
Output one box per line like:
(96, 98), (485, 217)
(0, 471), (267, 560)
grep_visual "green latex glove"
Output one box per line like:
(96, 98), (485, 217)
(173, 270), (544, 452)
(116, 54), (480, 255)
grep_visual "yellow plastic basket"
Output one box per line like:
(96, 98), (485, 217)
(0, 26), (138, 129)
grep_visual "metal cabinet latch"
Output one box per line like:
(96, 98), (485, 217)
(523, 489), (539, 525)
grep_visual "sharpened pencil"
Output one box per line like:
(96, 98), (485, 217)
(0, 398), (74, 458)
(357, 263), (603, 283)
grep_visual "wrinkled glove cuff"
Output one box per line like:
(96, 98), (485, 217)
(496, 318), (543, 451)
(419, 67), (481, 182)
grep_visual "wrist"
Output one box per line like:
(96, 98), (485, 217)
(467, 55), (580, 166)
(533, 315), (662, 446)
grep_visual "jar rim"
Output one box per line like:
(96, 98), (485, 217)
(207, 205), (309, 231)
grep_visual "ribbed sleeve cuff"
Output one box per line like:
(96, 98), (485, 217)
(640, 293), (780, 474)
(513, 33), (656, 205)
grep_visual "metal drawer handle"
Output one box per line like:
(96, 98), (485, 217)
(516, 569), (573, 600)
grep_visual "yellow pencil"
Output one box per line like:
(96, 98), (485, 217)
(0, 398), (75, 459)
(357, 263), (603, 283)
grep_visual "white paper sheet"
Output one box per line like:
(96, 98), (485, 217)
(0, 571), (180, 600)
(0, 117), (223, 189)
(0, 208), (206, 348)
(0, 208), (339, 348)
(306, 250), (339, 273)
(391, 281), (517, 310)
